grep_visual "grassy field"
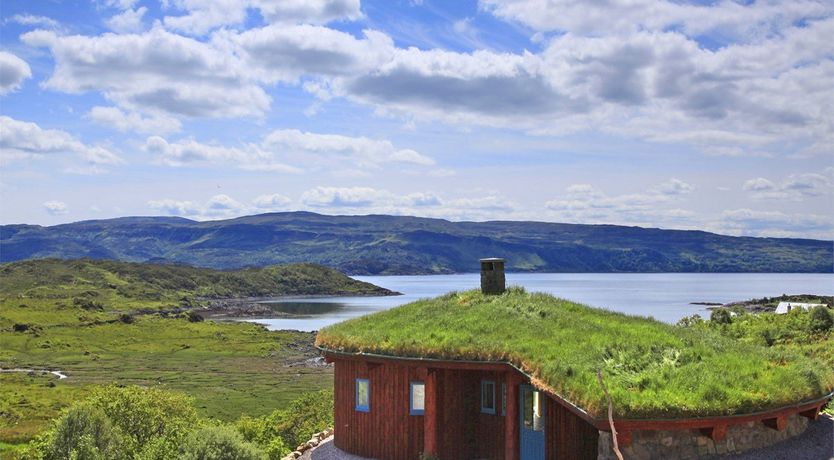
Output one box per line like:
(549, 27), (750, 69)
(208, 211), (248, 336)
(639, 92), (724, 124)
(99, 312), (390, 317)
(318, 287), (834, 419)
(0, 259), (377, 450)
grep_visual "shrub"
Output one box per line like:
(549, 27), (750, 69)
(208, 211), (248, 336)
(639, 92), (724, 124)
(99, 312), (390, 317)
(180, 425), (265, 460)
(186, 310), (204, 322)
(710, 308), (732, 325)
(40, 405), (125, 460)
(236, 389), (333, 457)
(118, 314), (134, 324)
(809, 306), (833, 332)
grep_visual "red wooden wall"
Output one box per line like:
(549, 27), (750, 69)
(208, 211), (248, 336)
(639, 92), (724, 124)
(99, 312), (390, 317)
(333, 359), (509, 460)
(333, 359), (425, 460)
(544, 396), (599, 460)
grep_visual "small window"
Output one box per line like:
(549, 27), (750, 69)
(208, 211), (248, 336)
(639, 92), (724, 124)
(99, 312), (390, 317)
(410, 381), (425, 415)
(481, 380), (496, 414)
(356, 379), (370, 412)
(482, 262), (494, 271)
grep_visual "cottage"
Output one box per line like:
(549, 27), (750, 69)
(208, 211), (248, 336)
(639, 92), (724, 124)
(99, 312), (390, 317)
(316, 259), (833, 460)
(775, 301), (826, 314)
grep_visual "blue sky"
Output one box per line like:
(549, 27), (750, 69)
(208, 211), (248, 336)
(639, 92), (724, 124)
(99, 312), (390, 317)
(1, 0), (832, 239)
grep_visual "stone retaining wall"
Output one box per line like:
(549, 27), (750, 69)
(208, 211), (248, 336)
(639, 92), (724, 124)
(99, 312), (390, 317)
(598, 414), (810, 459)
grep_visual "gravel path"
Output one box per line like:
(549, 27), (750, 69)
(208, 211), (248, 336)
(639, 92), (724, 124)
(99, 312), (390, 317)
(301, 415), (833, 460)
(299, 437), (373, 460)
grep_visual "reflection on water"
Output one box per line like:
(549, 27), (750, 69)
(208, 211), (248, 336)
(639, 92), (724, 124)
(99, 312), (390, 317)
(259, 301), (346, 316)
(243, 273), (834, 332)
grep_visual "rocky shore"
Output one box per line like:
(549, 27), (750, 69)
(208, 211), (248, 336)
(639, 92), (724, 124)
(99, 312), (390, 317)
(694, 294), (832, 314)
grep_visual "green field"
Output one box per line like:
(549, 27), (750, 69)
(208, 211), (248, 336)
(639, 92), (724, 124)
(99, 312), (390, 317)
(318, 287), (834, 419)
(0, 259), (383, 450)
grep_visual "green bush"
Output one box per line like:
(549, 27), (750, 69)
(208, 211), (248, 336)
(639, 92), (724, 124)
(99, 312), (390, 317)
(31, 385), (200, 460)
(180, 425), (265, 460)
(236, 389), (333, 457)
(710, 308), (732, 324)
(809, 306), (833, 332)
(40, 405), (125, 460)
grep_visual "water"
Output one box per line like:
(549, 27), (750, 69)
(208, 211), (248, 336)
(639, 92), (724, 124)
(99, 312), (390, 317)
(245, 273), (834, 331)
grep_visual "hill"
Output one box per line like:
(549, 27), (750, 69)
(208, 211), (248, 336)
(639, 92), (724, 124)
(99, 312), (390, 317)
(0, 258), (393, 314)
(0, 258), (390, 445)
(2, 212), (831, 274)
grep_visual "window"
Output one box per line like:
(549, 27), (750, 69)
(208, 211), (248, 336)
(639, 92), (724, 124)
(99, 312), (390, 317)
(410, 381), (425, 415)
(355, 379), (370, 412)
(481, 380), (496, 414)
(522, 387), (544, 431)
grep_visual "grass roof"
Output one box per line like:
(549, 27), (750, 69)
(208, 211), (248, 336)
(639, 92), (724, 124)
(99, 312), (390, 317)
(316, 287), (834, 419)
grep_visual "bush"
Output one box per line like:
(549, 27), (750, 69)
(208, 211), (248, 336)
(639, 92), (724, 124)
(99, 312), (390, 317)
(186, 310), (204, 322)
(40, 405), (125, 460)
(32, 385), (201, 460)
(118, 314), (134, 324)
(710, 308), (732, 325)
(809, 306), (833, 332)
(180, 425), (265, 460)
(236, 389), (333, 457)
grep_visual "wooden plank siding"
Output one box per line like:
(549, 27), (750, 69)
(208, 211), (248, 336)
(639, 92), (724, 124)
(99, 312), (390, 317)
(333, 359), (425, 459)
(333, 360), (511, 460)
(544, 396), (599, 460)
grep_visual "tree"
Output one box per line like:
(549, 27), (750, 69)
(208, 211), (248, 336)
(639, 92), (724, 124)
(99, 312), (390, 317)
(810, 306), (833, 332)
(180, 425), (265, 460)
(710, 308), (732, 325)
(41, 405), (125, 460)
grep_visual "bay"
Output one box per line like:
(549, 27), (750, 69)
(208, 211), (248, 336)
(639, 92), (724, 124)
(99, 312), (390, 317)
(246, 273), (834, 332)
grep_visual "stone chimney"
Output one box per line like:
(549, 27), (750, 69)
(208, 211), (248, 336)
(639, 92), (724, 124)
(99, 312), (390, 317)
(480, 258), (505, 295)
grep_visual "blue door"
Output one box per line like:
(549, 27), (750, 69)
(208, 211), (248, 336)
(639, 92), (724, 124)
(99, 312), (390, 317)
(520, 384), (545, 460)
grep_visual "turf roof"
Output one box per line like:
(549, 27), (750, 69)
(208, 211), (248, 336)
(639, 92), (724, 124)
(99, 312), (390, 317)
(316, 287), (834, 419)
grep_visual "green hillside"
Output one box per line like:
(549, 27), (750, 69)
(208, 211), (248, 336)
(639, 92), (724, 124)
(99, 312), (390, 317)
(2, 212), (831, 274)
(0, 259), (388, 446)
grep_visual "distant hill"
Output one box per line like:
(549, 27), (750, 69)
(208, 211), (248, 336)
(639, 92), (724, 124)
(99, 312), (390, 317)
(1, 212), (831, 274)
(0, 258), (394, 306)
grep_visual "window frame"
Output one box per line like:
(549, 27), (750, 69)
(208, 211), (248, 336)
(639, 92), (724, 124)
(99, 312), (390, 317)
(355, 378), (370, 412)
(410, 381), (425, 415)
(480, 379), (496, 415)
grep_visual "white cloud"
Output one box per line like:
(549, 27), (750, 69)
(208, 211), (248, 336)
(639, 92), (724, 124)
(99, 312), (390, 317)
(43, 201), (68, 215)
(162, 0), (362, 35)
(147, 198), (202, 216)
(230, 25), (394, 83)
(148, 192), (289, 219)
(655, 178), (694, 196)
(253, 193), (292, 210)
(301, 186), (386, 208)
(22, 27), (270, 118)
(6, 14), (60, 29)
(718, 208), (833, 239)
(545, 179), (695, 226)
(18, 2), (834, 161)
(479, 0), (832, 38)
(143, 135), (300, 172)
(0, 52), (32, 95)
(298, 186), (516, 221)
(743, 171), (833, 201)
(88, 106), (181, 135)
(262, 129), (435, 169)
(0, 116), (122, 167)
(106, 7), (147, 33)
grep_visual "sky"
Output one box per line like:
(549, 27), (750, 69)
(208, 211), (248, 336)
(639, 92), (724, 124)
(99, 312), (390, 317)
(0, 0), (832, 240)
